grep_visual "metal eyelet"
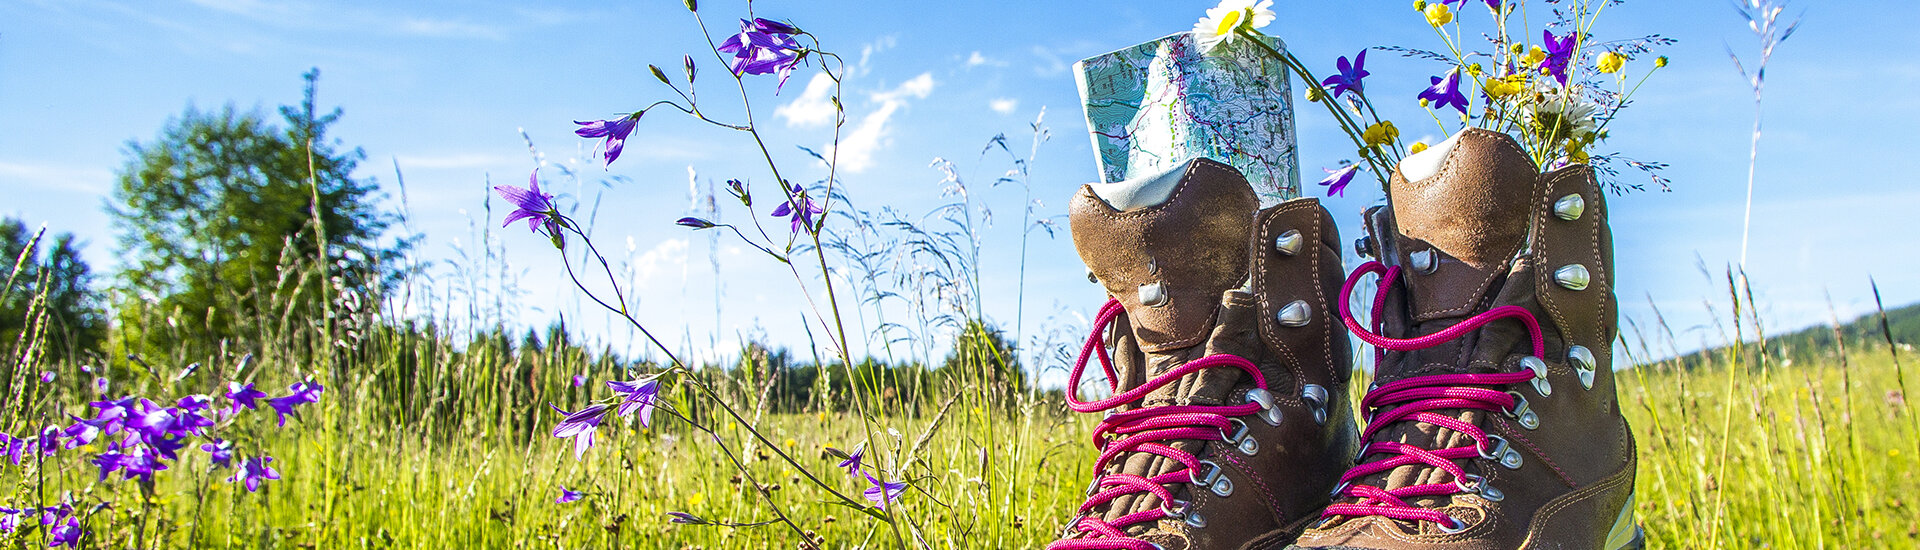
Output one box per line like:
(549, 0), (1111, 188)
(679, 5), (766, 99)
(1185, 511), (1207, 528)
(1478, 435), (1524, 470)
(1273, 229), (1303, 256)
(1437, 516), (1470, 534)
(1221, 418), (1250, 444)
(1521, 356), (1552, 397)
(1453, 473), (1486, 495)
(1569, 345), (1597, 390)
(1189, 460), (1224, 487)
(1242, 388), (1282, 426)
(1238, 436), (1259, 456)
(1504, 391), (1540, 430)
(1210, 476), (1234, 498)
(1480, 484), (1507, 502)
(1302, 384), (1330, 425)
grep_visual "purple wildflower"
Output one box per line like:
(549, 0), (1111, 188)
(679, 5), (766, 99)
(0, 433), (24, 465)
(571, 374), (587, 388)
(60, 417), (101, 449)
(225, 382), (268, 411)
(556, 485), (584, 504)
(92, 377), (108, 395)
(1320, 49), (1369, 99)
(574, 115), (640, 167)
(49, 516), (81, 548)
(1419, 68), (1470, 114)
(495, 171), (562, 236)
(93, 448), (167, 483)
(266, 380), (325, 428)
(202, 439), (235, 469)
(1318, 165), (1361, 197)
(1540, 29), (1577, 85)
(862, 473), (907, 510)
(838, 444), (865, 475)
(675, 217), (717, 229)
(39, 371), (54, 383)
(666, 511), (705, 524)
(549, 404), (610, 460)
(0, 508), (18, 533)
(716, 18), (805, 92)
(229, 456), (281, 492)
(770, 184), (823, 234)
(1441, 0), (1502, 9)
(125, 399), (180, 441)
(177, 394), (214, 413)
(606, 378), (662, 427)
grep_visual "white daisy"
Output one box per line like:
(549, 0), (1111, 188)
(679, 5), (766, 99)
(1192, 0), (1276, 53)
(1526, 90), (1600, 141)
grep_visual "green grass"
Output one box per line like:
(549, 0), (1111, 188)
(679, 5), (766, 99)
(8, 321), (1920, 548)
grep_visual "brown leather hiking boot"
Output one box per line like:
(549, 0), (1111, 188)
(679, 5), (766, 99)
(1290, 128), (1641, 550)
(1051, 157), (1359, 550)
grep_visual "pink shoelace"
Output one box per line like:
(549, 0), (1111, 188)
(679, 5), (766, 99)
(1321, 261), (1545, 530)
(1050, 299), (1271, 550)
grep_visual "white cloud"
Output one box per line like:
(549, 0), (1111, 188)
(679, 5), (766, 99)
(831, 72), (935, 173)
(989, 98), (1019, 115)
(0, 161), (112, 194)
(775, 73), (837, 128)
(965, 51), (1006, 68)
(633, 238), (691, 288)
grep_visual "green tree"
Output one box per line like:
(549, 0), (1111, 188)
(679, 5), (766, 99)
(0, 218), (106, 365)
(109, 69), (402, 361)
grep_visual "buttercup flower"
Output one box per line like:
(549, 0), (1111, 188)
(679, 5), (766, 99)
(770, 184), (824, 234)
(1424, 3), (1453, 26)
(1192, 0), (1276, 52)
(556, 485), (584, 504)
(1484, 74), (1529, 100)
(1362, 121), (1399, 147)
(1318, 165), (1361, 197)
(607, 378), (662, 427)
(1408, 142), (1430, 155)
(1540, 29), (1578, 85)
(862, 473), (907, 510)
(229, 456), (281, 492)
(1596, 51), (1624, 74)
(495, 171), (562, 236)
(1321, 49), (1370, 99)
(1419, 68), (1471, 114)
(550, 404), (610, 460)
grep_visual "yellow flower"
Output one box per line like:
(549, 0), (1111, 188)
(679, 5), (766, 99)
(1521, 46), (1546, 67)
(1465, 63), (1484, 76)
(1654, 56), (1669, 68)
(1363, 121), (1399, 147)
(1484, 74), (1529, 99)
(1510, 43), (1526, 56)
(816, 411), (827, 422)
(1424, 3), (1452, 26)
(1192, 0), (1277, 52)
(1892, 449), (1902, 458)
(690, 491), (705, 505)
(1413, 0), (1428, 9)
(783, 437), (797, 448)
(1596, 52), (1624, 74)
(1408, 142), (1429, 155)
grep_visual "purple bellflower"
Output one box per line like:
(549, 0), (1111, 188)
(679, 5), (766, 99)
(39, 371), (54, 383)
(666, 511), (704, 524)
(0, 433), (25, 465)
(574, 115), (640, 167)
(571, 374), (587, 388)
(607, 378), (661, 427)
(556, 485), (585, 504)
(495, 171), (562, 236)
(1419, 68), (1470, 115)
(0, 508), (18, 533)
(862, 473), (907, 511)
(716, 18), (806, 92)
(1318, 165), (1362, 198)
(202, 439), (235, 469)
(229, 456), (281, 492)
(550, 404), (610, 460)
(1540, 29), (1577, 85)
(225, 382), (268, 412)
(266, 380), (325, 428)
(92, 377), (108, 395)
(49, 516), (81, 548)
(771, 184), (824, 234)
(838, 444), (865, 475)
(1320, 49), (1369, 99)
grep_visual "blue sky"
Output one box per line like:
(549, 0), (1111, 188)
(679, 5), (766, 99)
(3, 0), (1915, 377)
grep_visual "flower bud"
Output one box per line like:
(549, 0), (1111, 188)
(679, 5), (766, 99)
(676, 217), (717, 230)
(1413, 0), (1428, 10)
(1654, 56), (1669, 68)
(684, 0), (696, 11)
(651, 65), (670, 85)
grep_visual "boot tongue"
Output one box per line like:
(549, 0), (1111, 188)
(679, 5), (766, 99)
(1070, 157), (1257, 355)
(1386, 128), (1537, 326)
(1068, 158), (1259, 527)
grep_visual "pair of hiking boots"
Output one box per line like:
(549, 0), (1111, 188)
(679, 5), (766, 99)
(1051, 129), (1642, 550)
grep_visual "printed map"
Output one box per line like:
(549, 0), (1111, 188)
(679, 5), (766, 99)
(1075, 31), (1299, 206)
